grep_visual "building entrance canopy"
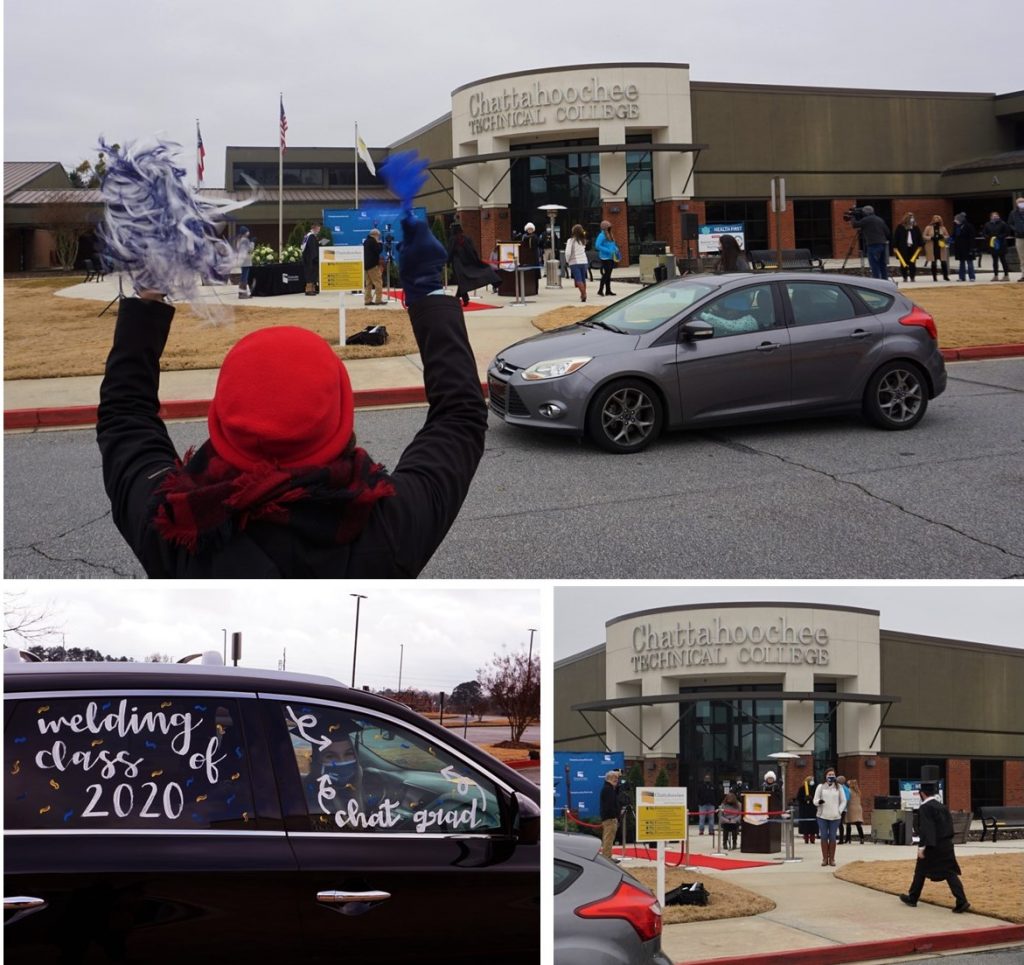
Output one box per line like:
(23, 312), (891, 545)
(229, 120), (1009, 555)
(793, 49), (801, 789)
(571, 690), (900, 755)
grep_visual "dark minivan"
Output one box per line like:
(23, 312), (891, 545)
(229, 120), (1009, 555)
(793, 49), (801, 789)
(3, 654), (539, 964)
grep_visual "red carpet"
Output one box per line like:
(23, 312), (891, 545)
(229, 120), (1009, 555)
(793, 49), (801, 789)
(615, 844), (773, 870)
(366, 289), (498, 311)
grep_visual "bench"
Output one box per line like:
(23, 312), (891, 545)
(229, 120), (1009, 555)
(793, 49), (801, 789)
(749, 248), (825, 272)
(979, 806), (1024, 842)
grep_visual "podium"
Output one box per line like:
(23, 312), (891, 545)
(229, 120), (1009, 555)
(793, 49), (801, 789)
(740, 792), (781, 854)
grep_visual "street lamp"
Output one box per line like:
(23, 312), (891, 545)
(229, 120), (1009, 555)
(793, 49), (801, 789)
(221, 628), (226, 664)
(398, 643), (404, 694)
(349, 594), (367, 687)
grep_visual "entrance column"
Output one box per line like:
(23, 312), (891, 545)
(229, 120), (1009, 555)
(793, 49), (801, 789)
(638, 673), (681, 785)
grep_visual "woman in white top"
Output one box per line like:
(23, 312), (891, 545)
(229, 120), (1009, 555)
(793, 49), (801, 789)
(565, 224), (590, 303)
(812, 766), (847, 867)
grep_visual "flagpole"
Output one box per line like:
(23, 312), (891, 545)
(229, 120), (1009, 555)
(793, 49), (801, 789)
(196, 118), (202, 190)
(278, 92), (284, 256)
(354, 121), (359, 211)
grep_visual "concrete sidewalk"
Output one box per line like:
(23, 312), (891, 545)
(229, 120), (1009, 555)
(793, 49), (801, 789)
(620, 833), (1024, 964)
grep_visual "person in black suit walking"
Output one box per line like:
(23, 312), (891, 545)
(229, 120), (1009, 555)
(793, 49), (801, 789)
(900, 782), (970, 913)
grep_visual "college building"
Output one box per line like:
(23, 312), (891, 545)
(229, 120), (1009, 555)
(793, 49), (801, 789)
(554, 601), (1024, 823)
(6, 62), (1022, 271)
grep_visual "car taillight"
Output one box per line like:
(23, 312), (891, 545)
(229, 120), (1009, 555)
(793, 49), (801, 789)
(899, 305), (937, 340)
(575, 880), (663, 943)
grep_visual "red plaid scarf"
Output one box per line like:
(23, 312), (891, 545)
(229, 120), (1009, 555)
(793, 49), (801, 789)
(151, 441), (395, 554)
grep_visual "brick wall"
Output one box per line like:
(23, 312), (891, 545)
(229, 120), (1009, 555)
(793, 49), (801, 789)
(832, 199), (858, 260)
(480, 206), (510, 261)
(838, 755), (890, 824)
(456, 208), (482, 254)
(767, 207), (796, 251)
(642, 757), (679, 787)
(601, 201), (630, 267)
(946, 758), (972, 813)
(891, 198), (954, 230)
(1005, 760), (1024, 806)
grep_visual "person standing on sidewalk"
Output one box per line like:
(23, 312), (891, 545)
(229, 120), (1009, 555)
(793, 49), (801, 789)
(565, 224), (590, 302)
(363, 228), (384, 305)
(1008, 197), (1024, 282)
(844, 778), (865, 843)
(981, 211), (1011, 280)
(950, 212), (977, 282)
(97, 157), (487, 578)
(922, 215), (951, 282)
(850, 206), (891, 280)
(696, 773), (718, 836)
(892, 213), (923, 283)
(594, 220), (620, 296)
(600, 771), (621, 860)
(302, 222), (323, 295)
(719, 791), (741, 850)
(813, 767), (846, 867)
(900, 782), (970, 913)
(235, 226), (254, 298)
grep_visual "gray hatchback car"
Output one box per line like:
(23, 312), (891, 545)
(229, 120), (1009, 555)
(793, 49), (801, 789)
(488, 273), (947, 453)
(554, 831), (671, 965)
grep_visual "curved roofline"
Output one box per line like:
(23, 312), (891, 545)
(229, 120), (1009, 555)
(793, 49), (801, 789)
(452, 62), (690, 97)
(607, 601), (880, 629)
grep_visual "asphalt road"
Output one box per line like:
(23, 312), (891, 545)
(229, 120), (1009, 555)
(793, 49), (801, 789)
(5, 358), (1023, 579)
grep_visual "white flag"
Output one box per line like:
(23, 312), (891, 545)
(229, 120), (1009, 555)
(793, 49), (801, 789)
(356, 133), (376, 177)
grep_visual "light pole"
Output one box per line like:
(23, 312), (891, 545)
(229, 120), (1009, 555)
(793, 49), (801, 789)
(398, 643), (404, 694)
(221, 628), (226, 664)
(350, 594), (367, 687)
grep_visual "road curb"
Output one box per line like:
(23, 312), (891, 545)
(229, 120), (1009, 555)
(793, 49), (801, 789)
(505, 758), (540, 771)
(4, 383), (491, 431)
(681, 923), (1024, 965)
(939, 342), (1024, 361)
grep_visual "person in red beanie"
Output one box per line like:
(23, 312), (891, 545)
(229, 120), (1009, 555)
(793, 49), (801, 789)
(96, 213), (487, 577)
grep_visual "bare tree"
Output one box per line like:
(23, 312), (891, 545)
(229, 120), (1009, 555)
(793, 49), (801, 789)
(479, 648), (540, 744)
(39, 195), (98, 270)
(4, 592), (65, 651)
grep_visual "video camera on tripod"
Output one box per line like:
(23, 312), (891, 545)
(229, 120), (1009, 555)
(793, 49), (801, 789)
(842, 206), (867, 223)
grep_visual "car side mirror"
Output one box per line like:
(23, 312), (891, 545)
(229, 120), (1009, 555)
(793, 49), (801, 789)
(511, 791), (540, 845)
(681, 319), (714, 341)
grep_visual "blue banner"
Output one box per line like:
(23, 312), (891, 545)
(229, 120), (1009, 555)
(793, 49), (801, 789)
(323, 206), (428, 262)
(554, 751), (624, 820)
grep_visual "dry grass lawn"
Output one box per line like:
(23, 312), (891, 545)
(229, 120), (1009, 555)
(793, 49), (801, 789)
(628, 866), (775, 924)
(4, 277), (1022, 381)
(532, 285), (1024, 349)
(3, 277), (419, 381)
(836, 853), (1024, 923)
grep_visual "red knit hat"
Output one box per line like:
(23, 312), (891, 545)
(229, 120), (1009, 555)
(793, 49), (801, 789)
(208, 326), (353, 471)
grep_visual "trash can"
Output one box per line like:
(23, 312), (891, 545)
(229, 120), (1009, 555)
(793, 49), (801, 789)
(545, 259), (561, 288)
(653, 264), (667, 283)
(640, 240), (669, 255)
(658, 254), (677, 279)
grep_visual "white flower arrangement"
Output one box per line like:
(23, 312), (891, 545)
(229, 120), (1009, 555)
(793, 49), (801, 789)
(251, 243), (303, 266)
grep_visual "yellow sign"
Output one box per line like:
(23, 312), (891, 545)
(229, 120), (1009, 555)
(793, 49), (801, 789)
(635, 786), (688, 842)
(320, 246), (363, 292)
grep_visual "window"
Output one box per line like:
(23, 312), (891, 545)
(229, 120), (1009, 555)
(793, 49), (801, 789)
(580, 280), (714, 334)
(970, 760), (1003, 816)
(793, 200), (834, 259)
(786, 282), (857, 326)
(280, 702), (502, 835)
(4, 694), (255, 831)
(851, 286), (894, 313)
(692, 284), (777, 337)
(554, 860), (582, 894)
(705, 201), (768, 253)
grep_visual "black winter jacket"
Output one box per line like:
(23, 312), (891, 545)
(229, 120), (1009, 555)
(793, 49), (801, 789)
(851, 213), (891, 247)
(913, 797), (961, 880)
(96, 295), (486, 578)
(599, 781), (620, 821)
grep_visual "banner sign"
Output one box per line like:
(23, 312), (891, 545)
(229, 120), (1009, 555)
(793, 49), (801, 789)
(742, 792), (770, 825)
(636, 786), (688, 842)
(323, 205), (428, 259)
(898, 779), (944, 811)
(319, 246), (364, 292)
(553, 751), (624, 820)
(699, 222), (746, 254)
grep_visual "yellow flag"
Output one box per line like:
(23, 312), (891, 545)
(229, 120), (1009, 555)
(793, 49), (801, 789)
(357, 134), (376, 176)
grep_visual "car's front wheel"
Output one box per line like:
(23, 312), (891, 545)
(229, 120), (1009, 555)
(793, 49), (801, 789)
(587, 379), (664, 453)
(863, 360), (928, 429)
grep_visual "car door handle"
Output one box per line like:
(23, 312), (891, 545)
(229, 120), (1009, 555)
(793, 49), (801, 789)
(756, 341), (783, 352)
(849, 330), (872, 339)
(317, 890), (391, 906)
(4, 896), (48, 926)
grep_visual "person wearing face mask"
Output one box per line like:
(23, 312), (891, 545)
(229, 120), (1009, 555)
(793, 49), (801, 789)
(1008, 197), (1024, 283)
(812, 767), (847, 867)
(950, 213), (978, 282)
(892, 213), (923, 283)
(922, 215), (950, 282)
(981, 211), (1011, 280)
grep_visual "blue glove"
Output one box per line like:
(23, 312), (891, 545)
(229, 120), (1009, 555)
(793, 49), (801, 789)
(398, 214), (447, 306)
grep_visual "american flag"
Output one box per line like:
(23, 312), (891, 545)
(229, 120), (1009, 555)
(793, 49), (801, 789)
(196, 120), (205, 185)
(279, 96), (288, 154)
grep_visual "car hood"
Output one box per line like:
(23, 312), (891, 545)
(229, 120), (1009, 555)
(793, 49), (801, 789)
(493, 323), (639, 369)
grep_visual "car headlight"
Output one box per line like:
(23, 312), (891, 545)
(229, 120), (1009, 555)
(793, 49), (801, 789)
(521, 357), (592, 381)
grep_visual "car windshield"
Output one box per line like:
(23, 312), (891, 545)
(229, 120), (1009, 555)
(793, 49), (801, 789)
(578, 280), (717, 334)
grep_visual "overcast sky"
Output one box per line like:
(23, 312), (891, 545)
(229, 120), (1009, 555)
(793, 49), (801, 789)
(554, 584), (1024, 660)
(5, 2), (1020, 188)
(4, 583), (540, 695)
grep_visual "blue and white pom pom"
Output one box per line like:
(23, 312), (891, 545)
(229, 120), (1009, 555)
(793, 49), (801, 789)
(98, 137), (246, 319)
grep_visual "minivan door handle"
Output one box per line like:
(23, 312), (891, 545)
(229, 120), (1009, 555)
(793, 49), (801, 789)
(849, 329), (872, 339)
(756, 341), (782, 352)
(317, 890), (391, 906)
(4, 896), (48, 925)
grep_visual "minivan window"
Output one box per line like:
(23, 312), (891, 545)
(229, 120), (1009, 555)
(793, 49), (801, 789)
(281, 702), (502, 834)
(786, 282), (858, 326)
(4, 695), (255, 830)
(691, 284), (777, 336)
(581, 281), (715, 334)
(850, 286), (895, 313)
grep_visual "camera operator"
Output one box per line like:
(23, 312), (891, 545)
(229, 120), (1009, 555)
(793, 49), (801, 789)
(848, 205), (891, 280)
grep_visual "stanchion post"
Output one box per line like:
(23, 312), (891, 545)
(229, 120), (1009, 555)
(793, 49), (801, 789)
(711, 805), (726, 857)
(338, 300), (346, 346)
(657, 840), (666, 908)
